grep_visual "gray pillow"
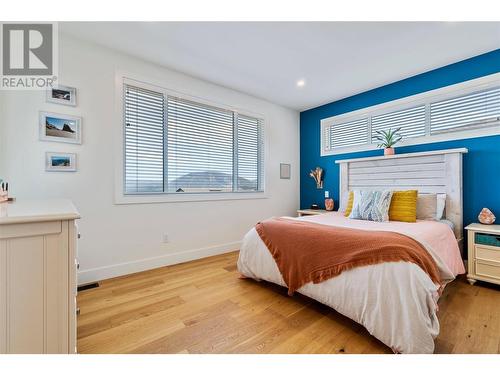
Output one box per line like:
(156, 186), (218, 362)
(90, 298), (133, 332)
(417, 194), (438, 220)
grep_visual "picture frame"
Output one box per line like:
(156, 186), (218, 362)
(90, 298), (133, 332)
(45, 152), (77, 172)
(280, 163), (291, 179)
(39, 111), (82, 144)
(46, 85), (77, 106)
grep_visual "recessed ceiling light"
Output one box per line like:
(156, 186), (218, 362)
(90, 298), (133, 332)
(296, 79), (306, 88)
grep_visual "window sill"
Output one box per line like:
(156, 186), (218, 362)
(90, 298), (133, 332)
(114, 191), (268, 205)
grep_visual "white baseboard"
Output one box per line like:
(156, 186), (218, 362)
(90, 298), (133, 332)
(77, 241), (241, 285)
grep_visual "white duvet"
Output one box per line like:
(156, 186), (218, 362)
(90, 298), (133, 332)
(237, 212), (465, 354)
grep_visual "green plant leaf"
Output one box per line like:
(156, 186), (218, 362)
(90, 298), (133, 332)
(373, 127), (403, 148)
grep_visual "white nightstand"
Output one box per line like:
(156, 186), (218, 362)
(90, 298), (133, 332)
(465, 223), (500, 286)
(297, 209), (330, 217)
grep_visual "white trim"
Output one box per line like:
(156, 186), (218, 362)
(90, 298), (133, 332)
(321, 73), (500, 156)
(77, 240), (241, 285)
(335, 148), (468, 164)
(115, 192), (268, 205)
(114, 71), (269, 204)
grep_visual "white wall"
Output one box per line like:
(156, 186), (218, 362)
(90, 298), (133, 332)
(0, 34), (300, 284)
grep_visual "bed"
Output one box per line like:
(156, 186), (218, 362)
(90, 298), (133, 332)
(237, 148), (468, 354)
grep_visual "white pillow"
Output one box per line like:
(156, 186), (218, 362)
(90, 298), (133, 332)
(436, 193), (447, 220)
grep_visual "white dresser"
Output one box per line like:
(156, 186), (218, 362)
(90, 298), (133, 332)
(0, 199), (80, 354)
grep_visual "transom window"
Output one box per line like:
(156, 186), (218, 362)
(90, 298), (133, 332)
(430, 86), (500, 134)
(371, 105), (426, 141)
(124, 83), (264, 195)
(321, 75), (500, 156)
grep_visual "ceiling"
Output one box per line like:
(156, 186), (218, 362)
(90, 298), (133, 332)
(60, 22), (500, 111)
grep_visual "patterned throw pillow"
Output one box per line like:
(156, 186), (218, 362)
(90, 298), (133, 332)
(349, 190), (394, 222)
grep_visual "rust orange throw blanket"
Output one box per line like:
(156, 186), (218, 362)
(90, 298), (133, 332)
(255, 218), (441, 295)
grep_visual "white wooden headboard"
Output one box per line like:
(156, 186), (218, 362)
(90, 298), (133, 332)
(335, 148), (468, 241)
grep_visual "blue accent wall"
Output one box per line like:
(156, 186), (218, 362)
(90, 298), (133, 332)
(300, 49), (500, 231)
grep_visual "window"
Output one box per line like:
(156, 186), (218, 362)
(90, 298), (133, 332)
(430, 87), (500, 134)
(236, 114), (264, 192)
(324, 118), (368, 151)
(320, 74), (500, 156)
(125, 85), (165, 194)
(166, 96), (234, 193)
(124, 83), (264, 195)
(325, 105), (427, 152)
(371, 105), (426, 141)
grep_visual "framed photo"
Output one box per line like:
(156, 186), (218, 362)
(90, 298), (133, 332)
(46, 85), (77, 106)
(280, 163), (291, 179)
(39, 111), (82, 144)
(45, 152), (77, 172)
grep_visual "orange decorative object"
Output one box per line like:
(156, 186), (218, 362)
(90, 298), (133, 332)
(0, 187), (7, 203)
(325, 198), (334, 211)
(478, 208), (496, 225)
(384, 147), (395, 156)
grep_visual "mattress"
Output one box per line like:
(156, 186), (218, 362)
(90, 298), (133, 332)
(237, 212), (465, 353)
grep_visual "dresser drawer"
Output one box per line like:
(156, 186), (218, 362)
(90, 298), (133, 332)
(475, 232), (500, 247)
(475, 261), (500, 280)
(475, 245), (500, 263)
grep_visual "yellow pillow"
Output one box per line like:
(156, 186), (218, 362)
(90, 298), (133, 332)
(389, 190), (418, 222)
(344, 191), (354, 217)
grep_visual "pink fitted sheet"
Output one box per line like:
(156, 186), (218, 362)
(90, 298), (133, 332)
(298, 212), (465, 277)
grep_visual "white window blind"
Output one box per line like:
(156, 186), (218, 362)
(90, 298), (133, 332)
(371, 105), (426, 141)
(236, 114), (264, 191)
(167, 96), (234, 193)
(124, 83), (264, 195)
(327, 118), (368, 150)
(124, 85), (165, 194)
(430, 86), (500, 134)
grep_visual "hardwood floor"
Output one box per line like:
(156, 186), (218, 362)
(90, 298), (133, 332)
(77, 252), (500, 354)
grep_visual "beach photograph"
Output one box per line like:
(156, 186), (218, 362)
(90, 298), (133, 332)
(45, 152), (77, 172)
(46, 116), (77, 139)
(52, 89), (71, 100)
(51, 155), (71, 166)
(46, 85), (77, 106)
(39, 112), (82, 144)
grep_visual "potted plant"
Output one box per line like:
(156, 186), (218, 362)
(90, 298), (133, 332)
(373, 127), (403, 156)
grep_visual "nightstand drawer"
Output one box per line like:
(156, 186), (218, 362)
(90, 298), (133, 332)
(475, 261), (500, 280)
(475, 232), (500, 248)
(475, 245), (500, 263)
